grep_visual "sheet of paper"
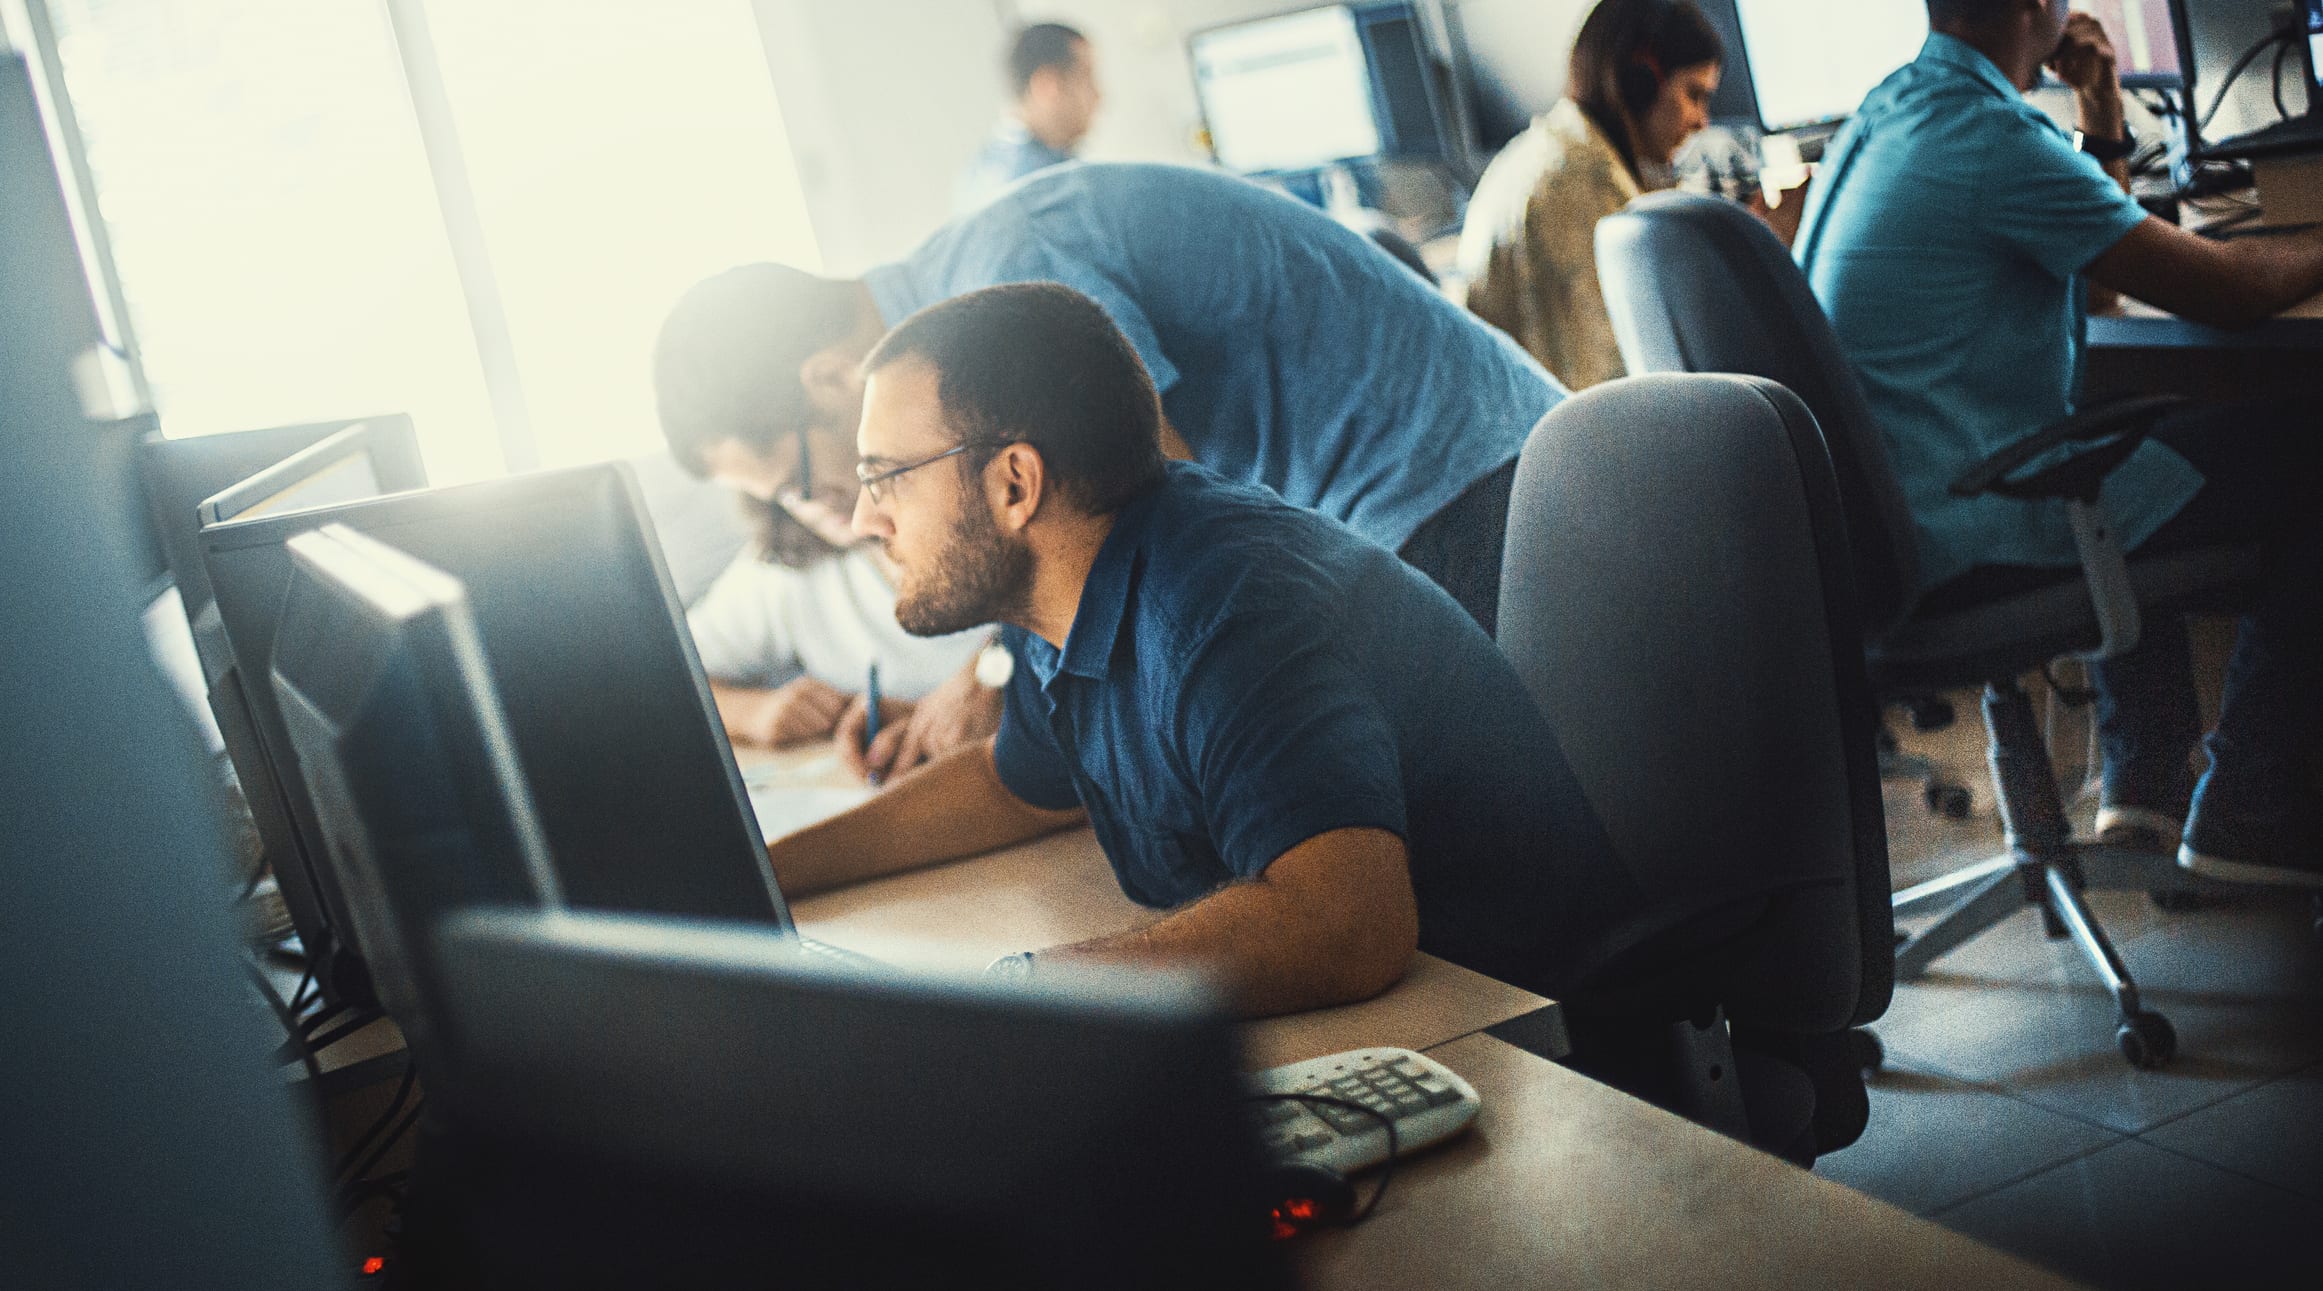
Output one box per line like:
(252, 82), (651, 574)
(748, 784), (872, 840)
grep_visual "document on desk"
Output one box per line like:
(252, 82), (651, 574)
(747, 784), (872, 840)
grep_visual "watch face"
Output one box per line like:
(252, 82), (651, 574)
(975, 642), (1016, 689)
(986, 951), (1034, 981)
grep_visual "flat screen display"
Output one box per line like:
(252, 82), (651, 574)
(1735, 0), (1928, 133)
(2069, 0), (2184, 87)
(1192, 6), (1382, 173)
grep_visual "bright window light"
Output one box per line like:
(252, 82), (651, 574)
(44, 0), (504, 483)
(423, 0), (821, 469)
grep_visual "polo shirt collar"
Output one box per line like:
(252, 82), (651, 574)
(1920, 32), (2022, 102)
(1055, 483), (1162, 681)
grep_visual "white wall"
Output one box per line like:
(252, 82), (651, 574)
(748, 0), (1011, 272)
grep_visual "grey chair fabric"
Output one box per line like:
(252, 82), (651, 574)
(1596, 191), (1921, 635)
(1499, 373), (1892, 1040)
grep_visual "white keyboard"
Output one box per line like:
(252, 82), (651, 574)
(1245, 1047), (1481, 1175)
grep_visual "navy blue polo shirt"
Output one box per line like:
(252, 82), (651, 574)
(991, 463), (1641, 993)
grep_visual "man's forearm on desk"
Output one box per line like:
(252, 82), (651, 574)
(1039, 827), (1420, 1020)
(767, 739), (1084, 896)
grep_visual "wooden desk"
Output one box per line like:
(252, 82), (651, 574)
(1313, 1034), (2084, 1290)
(756, 744), (2079, 1288)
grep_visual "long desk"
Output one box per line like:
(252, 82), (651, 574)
(748, 745), (2083, 1289)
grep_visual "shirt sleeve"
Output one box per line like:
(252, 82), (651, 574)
(684, 552), (800, 686)
(989, 632), (1082, 811)
(1175, 619), (1408, 880)
(1977, 109), (2150, 280)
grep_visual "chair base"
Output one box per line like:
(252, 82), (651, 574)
(1892, 842), (2238, 1069)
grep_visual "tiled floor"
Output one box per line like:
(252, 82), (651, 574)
(1812, 694), (2323, 1290)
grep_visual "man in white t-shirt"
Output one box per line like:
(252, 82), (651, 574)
(687, 543), (982, 748)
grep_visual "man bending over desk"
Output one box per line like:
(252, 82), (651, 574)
(1797, 0), (2323, 886)
(655, 162), (1564, 781)
(763, 283), (1638, 1017)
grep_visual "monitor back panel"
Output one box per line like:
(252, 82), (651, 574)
(139, 414), (420, 625)
(201, 464), (786, 930)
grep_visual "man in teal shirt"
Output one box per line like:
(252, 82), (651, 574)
(1798, 0), (2323, 884)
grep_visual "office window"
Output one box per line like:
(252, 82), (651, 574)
(34, 0), (820, 479)
(423, 0), (821, 469)
(41, 0), (504, 482)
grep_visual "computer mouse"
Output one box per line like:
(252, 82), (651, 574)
(1260, 1162), (1359, 1237)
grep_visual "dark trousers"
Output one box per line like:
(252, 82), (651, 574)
(2085, 402), (2323, 832)
(1398, 459), (1519, 637)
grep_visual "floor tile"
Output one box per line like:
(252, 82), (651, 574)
(2141, 1063), (2323, 1200)
(1813, 1058), (2122, 1215)
(1874, 890), (2323, 1133)
(1937, 1139), (2319, 1291)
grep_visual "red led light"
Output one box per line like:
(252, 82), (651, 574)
(1284, 1198), (1318, 1222)
(360, 1256), (386, 1276)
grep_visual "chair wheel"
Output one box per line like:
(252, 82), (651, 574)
(1924, 782), (1973, 819)
(2116, 1011), (2176, 1070)
(2149, 888), (2208, 913)
(1850, 1029), (1885, 1075)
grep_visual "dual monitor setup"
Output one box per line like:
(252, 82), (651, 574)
(137, 423), (1289, 1284)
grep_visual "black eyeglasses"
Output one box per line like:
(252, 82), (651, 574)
(854, 443), (976, 505)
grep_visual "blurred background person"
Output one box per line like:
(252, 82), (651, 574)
(955, 22), (1101, 213)
(1457, 0), (1722, 390)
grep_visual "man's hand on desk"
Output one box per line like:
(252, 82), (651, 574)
(711, 676), (851, 748)
(836, 655), (1004, 785)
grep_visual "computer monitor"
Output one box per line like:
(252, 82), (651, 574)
(423, 908), (1285, 1289)
(2068, 0), (2188, 90)
(1190, 2), (1451, 175)
(197, 418), (421, 528)
(201, 463), (788, 1006)
(1734, 0), (1927, 134)
(2304, 0), (2323, 106)
(268, 524), (560, 1063)
(139, 415), (421, 634)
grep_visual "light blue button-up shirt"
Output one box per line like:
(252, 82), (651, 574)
(869, 162), (1563, 553)
(1795, 34), (2202, 590)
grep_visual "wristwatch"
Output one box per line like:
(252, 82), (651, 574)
(2077, 127), (2135, 163)
(985, 950), (1036, 982)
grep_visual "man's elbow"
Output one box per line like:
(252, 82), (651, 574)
(1318, 899), (1419, 1005)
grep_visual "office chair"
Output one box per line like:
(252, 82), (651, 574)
(1595, 191), (2257, 1068)
(1498, 373), (1892, 1165)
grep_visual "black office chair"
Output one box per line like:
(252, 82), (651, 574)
(1595, 191), (2257, 1068)
(1499, 373), (1892, 1165)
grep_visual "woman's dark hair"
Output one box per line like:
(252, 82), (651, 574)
(652, 262), (860, 479)
(863, 282), (1165, 518)
(1568, 0), (1724, 180)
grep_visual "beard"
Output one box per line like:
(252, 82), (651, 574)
(892, 497), (1032, 637)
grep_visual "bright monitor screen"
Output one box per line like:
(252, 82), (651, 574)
(1192, 6), (1382, 173)
(2306, 0), (2323, 96)
(1735, 0), (1928, 133)
(2069, 1), (2184, 87)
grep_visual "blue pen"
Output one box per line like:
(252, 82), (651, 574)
(863, 663), (883, 786)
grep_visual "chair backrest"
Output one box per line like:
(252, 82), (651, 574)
(1595, 191), (1921, 634)
(1498, 374), (1891, 1035)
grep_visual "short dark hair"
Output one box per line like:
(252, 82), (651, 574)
(1569, 0), (1723, 179)
(1925, 0), (2023, 27)
(652, 262), (859, 478)
(863, 283), (1165, 518)
(1008, 23), (1086, 97)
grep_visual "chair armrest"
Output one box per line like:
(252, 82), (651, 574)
(1947, 395), (2187, 503)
